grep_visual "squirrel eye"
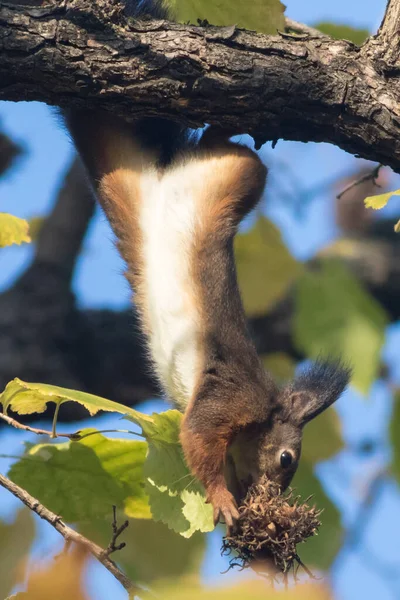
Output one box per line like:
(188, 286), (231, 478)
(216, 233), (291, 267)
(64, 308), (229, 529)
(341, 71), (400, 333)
(280, 451), (293, 468)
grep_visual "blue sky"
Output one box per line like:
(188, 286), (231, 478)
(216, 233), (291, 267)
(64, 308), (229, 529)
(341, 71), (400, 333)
(1, 1), (399, 599)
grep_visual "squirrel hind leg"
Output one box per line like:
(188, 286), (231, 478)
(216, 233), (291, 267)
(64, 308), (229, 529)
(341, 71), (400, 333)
(197, 151), (267, 230)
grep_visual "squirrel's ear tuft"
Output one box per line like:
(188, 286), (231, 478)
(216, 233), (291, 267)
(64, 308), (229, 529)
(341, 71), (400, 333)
(282, 359), (352, 427)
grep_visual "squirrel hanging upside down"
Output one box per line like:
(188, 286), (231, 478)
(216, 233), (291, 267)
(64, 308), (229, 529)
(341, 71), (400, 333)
(64, 0), (351, 530)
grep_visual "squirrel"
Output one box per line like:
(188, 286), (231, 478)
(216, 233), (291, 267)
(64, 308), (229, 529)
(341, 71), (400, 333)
(64, 0), (351, 529)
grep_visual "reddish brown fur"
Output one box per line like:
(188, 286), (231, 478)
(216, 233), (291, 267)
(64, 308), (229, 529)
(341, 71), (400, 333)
(67, 113), (274, 526)
(64, 110), (158, 331)
(93, 127), (271, 524)
(179, 133), (271, 526)
(99, 169), (153, 331)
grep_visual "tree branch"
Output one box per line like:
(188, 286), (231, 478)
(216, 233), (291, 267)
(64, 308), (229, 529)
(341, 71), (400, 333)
(336, 164), (384, 200)
(104, 506), (129, 557)
(0, 472), (139, 595)
(0, 411), (75, 438)
(1, 1), (400, 169)
(34, 157), (95, 285)
(284, 18), (327, 39)
(0, 130), (23, 177)
(377, 0), (400, 62)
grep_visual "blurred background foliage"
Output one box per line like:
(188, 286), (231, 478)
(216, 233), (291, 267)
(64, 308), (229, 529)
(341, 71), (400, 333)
(1, 0), (399, 599)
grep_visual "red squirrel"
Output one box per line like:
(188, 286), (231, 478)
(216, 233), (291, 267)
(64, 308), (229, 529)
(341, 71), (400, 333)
(64, 0), (351, 529)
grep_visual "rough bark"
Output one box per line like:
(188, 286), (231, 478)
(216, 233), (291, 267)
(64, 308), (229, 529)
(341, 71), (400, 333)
(0, 0), (400, 169)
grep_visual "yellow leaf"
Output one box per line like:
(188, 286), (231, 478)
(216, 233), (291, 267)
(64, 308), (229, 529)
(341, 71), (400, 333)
(0, 213), (30, 247)
(0, 509), (35, 599)
(364, 189), (400, 210)
(145, 580), (331, 600)
(22, 547), (89, 600)
(318, 239), (360, 259)
(394, 219), (400, 233)
(0, 378), (153, 423)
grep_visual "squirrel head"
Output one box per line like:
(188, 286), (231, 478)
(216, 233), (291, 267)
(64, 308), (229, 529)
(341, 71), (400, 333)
(226, 360), (351, 502)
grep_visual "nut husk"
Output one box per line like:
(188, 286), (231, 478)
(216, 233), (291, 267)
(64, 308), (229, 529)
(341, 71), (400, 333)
(222, 477), (321, 576)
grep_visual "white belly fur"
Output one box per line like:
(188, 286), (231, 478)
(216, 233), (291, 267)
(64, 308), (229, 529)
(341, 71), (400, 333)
(140, 164), (202, 407)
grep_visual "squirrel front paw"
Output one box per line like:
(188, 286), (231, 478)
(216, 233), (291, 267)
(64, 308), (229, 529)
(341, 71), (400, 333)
(207, 486), (239, 530)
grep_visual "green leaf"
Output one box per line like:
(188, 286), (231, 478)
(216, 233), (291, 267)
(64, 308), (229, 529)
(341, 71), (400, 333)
(294, 259), (388, 395)
(302, 408), (343, 464)
(169, 0), (286, 35)
(390, 391), (400, 483)
(0, 378), (153, 425)
(262, 352), (296, 383)
(235, 217), (303, 317)
(8, 430), (151, 521)
(9, 409), (212, 537)
(126, 410), (214, 537)
(364, 189), (400, 210)
(314, 22), (369, 45)
(128, 408), (182, 444)
(0, 213), (30, 247)
(3, 380), (212, 537)
(292, 461), (342, 570)
(81, 516), (205, 586)
(0, 509), (36, 599)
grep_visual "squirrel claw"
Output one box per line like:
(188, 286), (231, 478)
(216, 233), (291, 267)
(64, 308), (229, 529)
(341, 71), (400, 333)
(208, 489), (239, 531)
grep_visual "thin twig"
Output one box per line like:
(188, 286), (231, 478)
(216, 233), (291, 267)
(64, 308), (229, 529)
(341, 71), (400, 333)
(285, 18), (328, 38)
(104, 505), (129, 557)
(0, 473), (139, 595)
(0, 413), (138, 442)
(336, 164), (384, 200)
(0, 412), (75, 439)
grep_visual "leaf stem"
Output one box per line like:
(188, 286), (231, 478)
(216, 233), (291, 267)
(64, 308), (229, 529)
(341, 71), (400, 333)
(52, 402), (61, 438)
(0, 413), (144, 443)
